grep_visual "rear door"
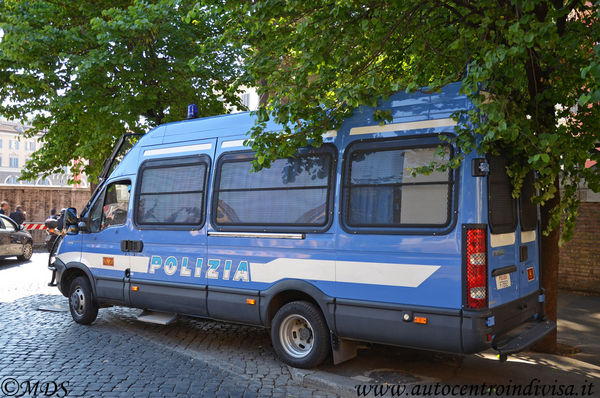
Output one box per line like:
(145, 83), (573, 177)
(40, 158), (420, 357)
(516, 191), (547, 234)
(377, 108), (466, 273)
(517, 172), (540, 297)
(487, 156), (539, 307)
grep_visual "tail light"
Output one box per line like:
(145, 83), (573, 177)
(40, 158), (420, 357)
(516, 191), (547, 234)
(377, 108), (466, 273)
(465, 227), (487, 309)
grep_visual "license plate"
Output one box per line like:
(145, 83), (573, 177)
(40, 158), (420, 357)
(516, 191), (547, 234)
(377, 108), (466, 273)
(495, 273), (511, 290)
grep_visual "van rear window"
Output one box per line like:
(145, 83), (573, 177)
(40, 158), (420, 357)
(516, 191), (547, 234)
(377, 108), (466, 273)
(342, 138), (454, 231)
(520, 171), (538, 231)
(487, 155), (517, 234)
(212, 146), (336, 231)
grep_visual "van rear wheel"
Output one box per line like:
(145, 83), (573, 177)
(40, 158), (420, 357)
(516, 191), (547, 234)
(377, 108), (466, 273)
(68, 276), (98, 325)
(271, 301), (330, 368)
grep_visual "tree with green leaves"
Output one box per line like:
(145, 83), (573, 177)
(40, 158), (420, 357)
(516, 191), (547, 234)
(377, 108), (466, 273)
(0, 0), (243, 181)
(196, 0), (600, 352)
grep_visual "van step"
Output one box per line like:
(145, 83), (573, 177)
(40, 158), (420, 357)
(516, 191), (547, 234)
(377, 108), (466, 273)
(136, 310), (177, 325)
(492, 319), (556, 356)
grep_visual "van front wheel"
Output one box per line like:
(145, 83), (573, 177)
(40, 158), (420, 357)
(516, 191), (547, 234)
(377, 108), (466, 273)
(68, 276), (98, 325)
(271, 301), (330, 368)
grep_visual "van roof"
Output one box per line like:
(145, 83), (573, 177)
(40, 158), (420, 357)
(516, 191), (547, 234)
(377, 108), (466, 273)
(111, 82), (469, 178)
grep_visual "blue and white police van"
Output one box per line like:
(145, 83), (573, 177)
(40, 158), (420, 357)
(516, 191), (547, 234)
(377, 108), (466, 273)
(49, 83), (555, 368)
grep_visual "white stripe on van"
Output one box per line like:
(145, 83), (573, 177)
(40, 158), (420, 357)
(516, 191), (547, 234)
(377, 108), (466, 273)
(56, 251), (82, 265)
(349, 118), (457, 136)
(58, 251), (150, 273)
(251, 259), (440, 288)
(221, 139), (247, 148)
(490, 232), (516, 248)
(521, 230), (536, 244)
(60, 252), (438, 287)
(144, 143), (212, 156)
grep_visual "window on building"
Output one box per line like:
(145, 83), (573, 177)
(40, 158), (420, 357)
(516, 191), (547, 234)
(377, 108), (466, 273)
(136, 156), (208, 226)
(213, 147), (335, 231)
(9, 157), (18, 168)
(241, 93), (251, 108)
(342, 138), (454, 231)
(5, 176), (19, 184)
(0, 139), (2, 148)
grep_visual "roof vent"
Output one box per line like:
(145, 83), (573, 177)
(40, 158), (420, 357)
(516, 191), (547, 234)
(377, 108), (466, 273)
(187, 104), (198, 119)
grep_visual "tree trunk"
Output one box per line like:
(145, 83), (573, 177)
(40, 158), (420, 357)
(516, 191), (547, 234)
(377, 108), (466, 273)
(533, 177), (560, 353)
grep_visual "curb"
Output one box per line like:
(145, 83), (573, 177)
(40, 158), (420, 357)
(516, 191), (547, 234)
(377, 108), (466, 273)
(288, 367), (359, 397)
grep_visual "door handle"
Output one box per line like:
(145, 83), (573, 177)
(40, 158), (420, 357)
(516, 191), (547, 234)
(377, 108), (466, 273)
(520, 245), (528, 262)
(121, 240), (144, 253)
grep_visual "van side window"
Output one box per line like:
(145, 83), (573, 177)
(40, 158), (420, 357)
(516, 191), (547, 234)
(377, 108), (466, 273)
(343, 138), (454, 231)
(212, 146), (336, 231)
(487, 155), (518, 234)
(88, 180), (131, 233)
(136, 156), (208, 226)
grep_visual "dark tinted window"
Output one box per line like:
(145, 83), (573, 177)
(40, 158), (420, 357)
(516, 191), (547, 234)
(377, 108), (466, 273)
(487, 155), (517, 234)
(137, 162), (207, 225)
(213, 148), (334, 229)
(344, 142), (453, 228)
(520, 171), (538, 231)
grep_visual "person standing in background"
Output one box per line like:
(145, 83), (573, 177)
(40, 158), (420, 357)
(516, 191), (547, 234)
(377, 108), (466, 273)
(10, 205), (26, 225)
(0, 201), (8, 215)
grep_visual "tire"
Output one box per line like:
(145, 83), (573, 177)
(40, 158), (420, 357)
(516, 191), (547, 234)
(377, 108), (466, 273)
(68, 276), (99, 325)
(17, 242), (33, 261)
(270, 301), (330, 368)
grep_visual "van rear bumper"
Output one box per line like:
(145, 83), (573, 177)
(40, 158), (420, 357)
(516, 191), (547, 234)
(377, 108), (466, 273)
(492, 318), (556, 356)
(461, 290), (554, 354)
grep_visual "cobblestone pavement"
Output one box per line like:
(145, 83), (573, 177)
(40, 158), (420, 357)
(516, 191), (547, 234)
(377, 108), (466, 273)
(0, 253), (338, 397)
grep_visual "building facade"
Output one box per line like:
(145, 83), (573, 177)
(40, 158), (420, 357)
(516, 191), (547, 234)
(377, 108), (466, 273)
(0, 120), (87, 187)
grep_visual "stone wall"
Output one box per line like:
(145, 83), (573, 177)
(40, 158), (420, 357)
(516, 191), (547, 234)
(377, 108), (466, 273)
(0, 185), (91, 246)
(559, 202), (600, 294)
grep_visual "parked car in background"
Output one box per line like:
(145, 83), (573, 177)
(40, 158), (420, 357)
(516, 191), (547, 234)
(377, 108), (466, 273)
(0, 214), (33, 261)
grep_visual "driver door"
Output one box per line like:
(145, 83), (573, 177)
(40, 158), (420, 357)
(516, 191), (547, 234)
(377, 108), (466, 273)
(81, 179), (132, 305)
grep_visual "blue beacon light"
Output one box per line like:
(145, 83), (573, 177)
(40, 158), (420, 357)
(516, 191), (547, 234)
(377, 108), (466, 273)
(187, 104), (198, 119)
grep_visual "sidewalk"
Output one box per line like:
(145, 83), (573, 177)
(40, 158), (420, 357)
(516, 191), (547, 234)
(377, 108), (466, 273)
(557, 291), (600, 366)
(290, 291), (600, 397)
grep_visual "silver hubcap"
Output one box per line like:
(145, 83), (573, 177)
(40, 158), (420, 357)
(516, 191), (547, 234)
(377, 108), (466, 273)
(71, 287), (85, 316)
(279, 314), (314, 358)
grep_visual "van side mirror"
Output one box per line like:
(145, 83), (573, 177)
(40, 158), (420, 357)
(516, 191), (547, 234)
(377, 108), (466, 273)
(64, 207), (78, 226)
